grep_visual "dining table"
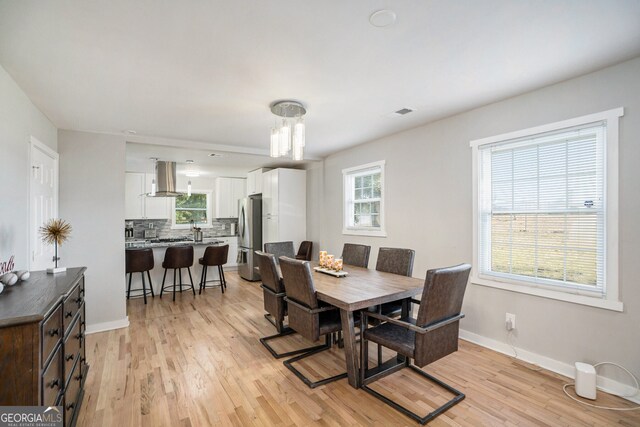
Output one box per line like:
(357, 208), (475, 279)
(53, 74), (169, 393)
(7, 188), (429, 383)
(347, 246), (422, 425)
(310, 263), (425, 388)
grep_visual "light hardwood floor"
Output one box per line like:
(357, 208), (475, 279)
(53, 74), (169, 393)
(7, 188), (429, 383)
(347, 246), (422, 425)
(77, 271), (639, 426)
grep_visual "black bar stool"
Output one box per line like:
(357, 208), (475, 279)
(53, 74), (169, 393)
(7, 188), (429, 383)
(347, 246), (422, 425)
(125, 248), (155, 304)
(199, 244), (229, 294)
(160, 245), (196, 302)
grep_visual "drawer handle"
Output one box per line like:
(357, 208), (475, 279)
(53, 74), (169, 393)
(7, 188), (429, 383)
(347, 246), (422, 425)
(75, 373), (83, 381)
(48, 328), (59, 337)
(76, 332), (84, 340)
(75, 297), (83, 305)
(65, 354), (75, 362)
(65, 311), (73, 318)
(66, 402), (75, 410)
(49, 378), (60, 389)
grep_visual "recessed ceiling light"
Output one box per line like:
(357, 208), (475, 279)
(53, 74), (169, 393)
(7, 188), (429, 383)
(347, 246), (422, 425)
(208, 153), (224, 157)
(369, 10), (396, 27)
(394, 107), (415, 116)
(185, 160), (194, 164)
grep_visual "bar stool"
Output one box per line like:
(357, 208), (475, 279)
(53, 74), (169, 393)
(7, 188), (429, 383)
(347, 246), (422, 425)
(160, 245), (196, 302)
(199, 244), (229, 294)
(125, 248), (155, 304)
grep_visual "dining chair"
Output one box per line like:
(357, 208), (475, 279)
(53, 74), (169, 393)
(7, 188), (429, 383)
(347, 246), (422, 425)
(360, 263), (471, 425)
(341, 243), (371, 268)
(279, 256), (350, 388)
(264, 241), (295, 261)
(295, 241), (313, 261)
(256, 251), (325, 359)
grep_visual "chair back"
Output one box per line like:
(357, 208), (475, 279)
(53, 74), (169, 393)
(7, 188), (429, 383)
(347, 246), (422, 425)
(255, 251), (284, 293)
(296, 241), (313, 261)
(375, 247), (415, 277)
(162, 246), (194, 269)
(202, 245), (229, 266)
(414, 263), (471, 367)
(341, 243), (371, 268)
(279, 256), (321, 341)
(264, 241), (295, 260)
(126, 248), (154, 273)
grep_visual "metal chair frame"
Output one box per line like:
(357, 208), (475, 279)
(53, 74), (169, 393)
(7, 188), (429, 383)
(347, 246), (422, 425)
(126, 270), (155, 304)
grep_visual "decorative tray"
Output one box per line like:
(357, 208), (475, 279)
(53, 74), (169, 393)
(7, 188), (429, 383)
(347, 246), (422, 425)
(313, 266), (348, 277)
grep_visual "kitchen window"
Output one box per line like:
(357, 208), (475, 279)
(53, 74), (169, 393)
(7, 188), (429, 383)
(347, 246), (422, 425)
(343, 160), (386, 237)
(470, 108), (623, 311)
(172, 191), (212, 229)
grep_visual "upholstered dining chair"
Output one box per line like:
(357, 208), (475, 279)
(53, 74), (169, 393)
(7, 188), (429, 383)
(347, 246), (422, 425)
(279, 256), (350, 388)
(256, 251), (323, 359)
(295, 241), (313, 261)
(360, 263), (471, 425)
(341, 243), (371, 268)
(264, 241), (295, 261)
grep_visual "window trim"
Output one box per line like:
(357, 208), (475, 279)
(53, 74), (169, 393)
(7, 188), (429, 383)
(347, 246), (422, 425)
(470, 108), (623, 312)
(342, 160), (387, 237)
(171, 189), (213, 229)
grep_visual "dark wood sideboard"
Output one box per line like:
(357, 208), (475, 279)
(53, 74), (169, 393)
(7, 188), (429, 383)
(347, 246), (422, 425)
(0, 267), (88, 426)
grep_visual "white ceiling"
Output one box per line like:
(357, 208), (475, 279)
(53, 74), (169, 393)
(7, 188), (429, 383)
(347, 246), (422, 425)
(1, 1), (639, 158)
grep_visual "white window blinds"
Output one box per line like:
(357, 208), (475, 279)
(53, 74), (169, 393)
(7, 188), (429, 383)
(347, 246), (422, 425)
(477, 122), (606, 295)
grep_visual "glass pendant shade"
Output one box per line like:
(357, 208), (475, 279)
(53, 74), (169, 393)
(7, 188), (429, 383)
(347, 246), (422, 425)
(150, 179), (156, 197)
(187, 180), (192, 197)
(279, 119), (291, 156)
(292, 141), (304, 161)
(294, 119), (305, 147)
(270, 128), (280, 158)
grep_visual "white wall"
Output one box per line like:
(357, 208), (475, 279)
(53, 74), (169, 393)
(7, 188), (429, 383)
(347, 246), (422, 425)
(58, 130), (128, 333)
(0, 64), (57, 271)
(310, 56), (640, 392)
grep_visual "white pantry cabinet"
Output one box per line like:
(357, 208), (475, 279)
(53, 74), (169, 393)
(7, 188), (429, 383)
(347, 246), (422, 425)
(261, 169), (306, 250)
(215, 177), (246, 218)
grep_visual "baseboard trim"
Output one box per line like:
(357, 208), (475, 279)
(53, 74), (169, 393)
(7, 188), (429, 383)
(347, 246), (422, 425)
(459, 329), (639, 404)
(85, 317), (130, 335)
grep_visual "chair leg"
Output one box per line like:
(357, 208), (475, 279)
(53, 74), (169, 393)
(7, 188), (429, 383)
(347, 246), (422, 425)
(220, 266), (227, 289)
(199, 266), (205, 294)
(283, 335), (348, 388)
(141, 272), (147, 304)
(173, 269), (177, 302)
(160, 269), (167, 299)
(187, 267), (195, 296)
(218, 266), (224, 294)
(147, 271), (154, 297)
(127, 273), (132, 300)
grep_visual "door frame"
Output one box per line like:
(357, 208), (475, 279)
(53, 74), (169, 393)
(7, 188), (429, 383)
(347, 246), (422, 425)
(28, 136), (59, 271)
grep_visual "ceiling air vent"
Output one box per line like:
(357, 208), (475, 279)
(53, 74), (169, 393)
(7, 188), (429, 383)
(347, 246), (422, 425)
(394, 108), (414, 115)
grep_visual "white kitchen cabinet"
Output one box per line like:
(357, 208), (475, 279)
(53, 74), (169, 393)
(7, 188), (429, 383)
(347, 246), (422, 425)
(247, 168), (270, 195)
(215, 177), (246, 218)
(262, 168), (306, 250)
(217, 237), (239, 268)
(144, 173), (170, 219)
(125, 173), (145, 219)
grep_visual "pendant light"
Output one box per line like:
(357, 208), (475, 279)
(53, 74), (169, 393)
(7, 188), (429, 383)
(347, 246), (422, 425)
(269, 100), (306, 160)
(150, 157), (157, 196)
(187, 180), (192, 197)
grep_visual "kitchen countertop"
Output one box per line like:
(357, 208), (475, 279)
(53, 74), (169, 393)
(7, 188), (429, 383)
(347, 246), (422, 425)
(125, 237), (236, 249)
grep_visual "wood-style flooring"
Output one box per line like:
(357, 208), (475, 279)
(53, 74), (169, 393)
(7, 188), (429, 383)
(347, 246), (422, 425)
(77, 271), (640, 426)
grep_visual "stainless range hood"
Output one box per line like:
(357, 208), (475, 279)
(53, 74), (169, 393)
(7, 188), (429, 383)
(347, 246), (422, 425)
(148, 161), (183, 197)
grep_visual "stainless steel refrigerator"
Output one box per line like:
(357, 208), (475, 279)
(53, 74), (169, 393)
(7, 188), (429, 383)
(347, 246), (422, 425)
(237, 195), (262, 281)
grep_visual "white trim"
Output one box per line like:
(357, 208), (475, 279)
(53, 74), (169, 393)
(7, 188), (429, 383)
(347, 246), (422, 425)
(459, 329), (640, 404)
(85, 316), (130, 334)
(342, 160), (386, 237)
(470, 108), (623, 310)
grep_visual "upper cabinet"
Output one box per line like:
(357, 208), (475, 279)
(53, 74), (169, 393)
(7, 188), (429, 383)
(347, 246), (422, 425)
(215, 177), (246, 218)
(124, 172), (170, 219)
(247, 168), (270, 195)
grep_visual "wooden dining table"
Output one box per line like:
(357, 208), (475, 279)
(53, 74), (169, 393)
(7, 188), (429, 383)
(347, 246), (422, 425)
(310, 263), (425, 388)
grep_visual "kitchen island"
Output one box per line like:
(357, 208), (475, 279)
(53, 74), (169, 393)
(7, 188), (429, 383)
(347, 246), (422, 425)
(125, 236), (238, 297)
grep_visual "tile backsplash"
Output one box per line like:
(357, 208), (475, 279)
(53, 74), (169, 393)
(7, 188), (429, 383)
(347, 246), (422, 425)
(126, 218), (237, 239)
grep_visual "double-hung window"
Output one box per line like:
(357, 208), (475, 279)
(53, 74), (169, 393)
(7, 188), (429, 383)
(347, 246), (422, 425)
(343, 161), (386, 236)
(471, 109), (623, 311)
(172, 191), (212, 229)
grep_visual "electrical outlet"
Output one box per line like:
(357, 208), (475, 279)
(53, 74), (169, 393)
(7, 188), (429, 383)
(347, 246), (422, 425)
(505, 313), (516, 331)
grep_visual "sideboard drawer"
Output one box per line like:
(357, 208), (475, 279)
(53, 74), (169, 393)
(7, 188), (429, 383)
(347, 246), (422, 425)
(63, 315), (81, 387)
(41, 344), (62, 406)
(63, 284), (83, 335)
(63, 359), (81, 427)
(41, 304), (62, 368)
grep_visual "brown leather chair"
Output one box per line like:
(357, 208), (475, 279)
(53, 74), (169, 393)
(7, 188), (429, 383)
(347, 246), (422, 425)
(256, 251), (324, 359)
(198, 244), (229, 294)
(360, 263), (471, 424)
(279, 256), (349, 388)
(125, 248), (155, 304)
(341, 243), (371, 268)
(264, 241), (295, 260)
(160, 245), (196, 302)
(295, 241), (313, 261)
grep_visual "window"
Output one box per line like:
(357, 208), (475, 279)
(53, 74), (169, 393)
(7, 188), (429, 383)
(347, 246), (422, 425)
(471, 108), (623, 311)
(172, 191), (212, 228)
(343, 161), (386, 236)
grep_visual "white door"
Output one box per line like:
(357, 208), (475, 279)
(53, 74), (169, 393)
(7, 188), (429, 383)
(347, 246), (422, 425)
(30, 138), (59, 271)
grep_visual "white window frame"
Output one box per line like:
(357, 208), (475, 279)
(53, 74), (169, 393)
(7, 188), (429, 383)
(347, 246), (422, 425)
(470, 108), (623, 312)
(171, 189), (213, 229)
(342, 160), (387, 237)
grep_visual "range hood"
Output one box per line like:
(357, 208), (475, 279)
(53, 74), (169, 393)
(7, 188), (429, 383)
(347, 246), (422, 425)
(148, 161), (183, 197)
